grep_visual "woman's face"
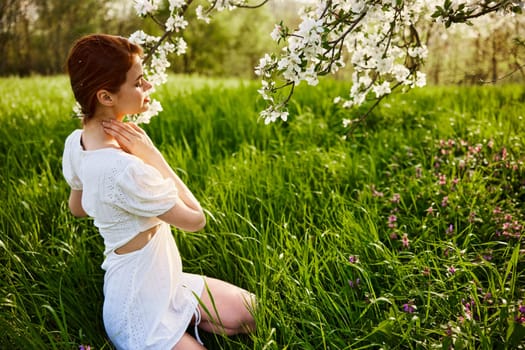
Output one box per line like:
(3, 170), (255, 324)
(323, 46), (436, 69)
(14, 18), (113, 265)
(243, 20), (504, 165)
(114, 55), (152, 118)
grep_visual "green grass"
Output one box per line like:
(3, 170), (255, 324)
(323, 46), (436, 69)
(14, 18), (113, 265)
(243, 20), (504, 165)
(1, 75), (525, 349)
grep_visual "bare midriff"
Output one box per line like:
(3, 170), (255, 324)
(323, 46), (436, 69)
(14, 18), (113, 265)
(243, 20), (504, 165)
(115, 224), (160, 255)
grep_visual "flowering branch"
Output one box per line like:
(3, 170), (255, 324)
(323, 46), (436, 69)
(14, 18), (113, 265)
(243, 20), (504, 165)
(128, 0), (267, 123)
(255, 0), (524, 129)
(126, 0), (524, 128)
(231, 0), (270, 9)
(432, 0), (523, 26)
(255, 1), (429, 125)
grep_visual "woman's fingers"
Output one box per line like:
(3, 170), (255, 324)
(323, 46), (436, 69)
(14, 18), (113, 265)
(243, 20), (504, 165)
(102, 120), (155, 158)
(103, 120), (142, 140)
(102, 120), (132, 145)
(128, 122), (144, 133)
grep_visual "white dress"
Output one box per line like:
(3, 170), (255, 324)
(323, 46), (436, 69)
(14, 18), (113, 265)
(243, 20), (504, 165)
(62, 129), (204, 350)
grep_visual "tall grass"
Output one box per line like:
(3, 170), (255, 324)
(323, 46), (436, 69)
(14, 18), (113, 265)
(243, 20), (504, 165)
(1, 75), (524, 349)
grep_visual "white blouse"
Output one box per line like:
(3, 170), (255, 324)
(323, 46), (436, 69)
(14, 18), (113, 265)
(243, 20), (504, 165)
(62, 129), (178, 255)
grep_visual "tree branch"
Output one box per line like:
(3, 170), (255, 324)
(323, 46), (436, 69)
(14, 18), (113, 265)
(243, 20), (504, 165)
(234, 0), (271, 9)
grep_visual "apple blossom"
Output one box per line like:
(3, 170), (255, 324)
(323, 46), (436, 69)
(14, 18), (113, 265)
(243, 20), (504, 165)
(118, 0), (523, 125)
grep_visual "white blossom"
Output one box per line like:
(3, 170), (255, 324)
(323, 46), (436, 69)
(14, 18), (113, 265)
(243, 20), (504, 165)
(408, 45), (429, 59)
(125, 0), (520, 125)
(73, 101), (83, 118)
(413, 71), (427, 88)
(168, 0), (186, 12)
(255, 54), (276, 78)
(260, 107), (289, 125)
(128, 30), (148, 45)
(303, 65), (319, 86)
(195, 5), (211, 23)
(342, 100), (353, 109)
(372, 81), (391, 98)
(175, 37), (187, 55)
(131, 99), (163, 124)
(257, 79), (276, 102)
(166, 15), (188, 32)
(270, 24), (283, 42)
(133, 0), (161, 16)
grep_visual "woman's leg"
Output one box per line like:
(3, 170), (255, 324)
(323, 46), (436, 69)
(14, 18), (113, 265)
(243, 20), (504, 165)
(172, 332), (206, 350)
(197, 277), (256, 335)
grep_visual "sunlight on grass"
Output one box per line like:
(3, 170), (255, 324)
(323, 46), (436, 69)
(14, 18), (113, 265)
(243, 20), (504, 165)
(1, 76), (524, 349)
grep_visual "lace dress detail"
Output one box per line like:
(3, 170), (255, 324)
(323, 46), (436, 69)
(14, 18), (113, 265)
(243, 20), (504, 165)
(62, 129), (205, 350)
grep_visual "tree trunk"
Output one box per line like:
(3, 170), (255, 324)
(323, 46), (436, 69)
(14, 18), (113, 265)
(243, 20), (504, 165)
(491, 35), (498, 82)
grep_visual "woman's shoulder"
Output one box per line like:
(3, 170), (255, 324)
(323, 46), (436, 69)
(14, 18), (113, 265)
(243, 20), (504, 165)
(85, 146), (143, 177)
(64, 129), (83, 149)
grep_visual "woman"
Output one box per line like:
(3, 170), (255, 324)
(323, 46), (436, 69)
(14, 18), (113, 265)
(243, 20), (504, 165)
(62, 34), (255, 350)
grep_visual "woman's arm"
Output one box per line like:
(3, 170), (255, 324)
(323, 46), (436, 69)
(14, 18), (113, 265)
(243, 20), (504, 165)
(145, 153), (206, 231)
(68, 189), (88, 217)
(102, 120), (206, 231)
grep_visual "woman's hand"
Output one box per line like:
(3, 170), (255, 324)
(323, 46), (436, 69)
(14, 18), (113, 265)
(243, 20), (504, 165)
(102, 120), (160, 161)
(102, 120), (205, 230)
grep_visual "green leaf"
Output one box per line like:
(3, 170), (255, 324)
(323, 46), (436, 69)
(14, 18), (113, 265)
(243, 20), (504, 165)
(508, 323), (525, 346)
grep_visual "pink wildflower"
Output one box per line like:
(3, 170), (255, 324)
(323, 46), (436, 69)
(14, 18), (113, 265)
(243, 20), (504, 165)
(402, 233), (409, 249)
(391, 193), (401, 204)
(438, 174), (447, 185)
(348, 255), (358, 264)
(371, 185), (384, 197)
(388, 215), (397, 228)
(348, 278), (360, 288)
(402, 301), (416, 313)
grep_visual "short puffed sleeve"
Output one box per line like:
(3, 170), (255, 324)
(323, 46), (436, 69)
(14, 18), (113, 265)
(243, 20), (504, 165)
(111, 161), (178, 217)
(62, 130), (83, 190)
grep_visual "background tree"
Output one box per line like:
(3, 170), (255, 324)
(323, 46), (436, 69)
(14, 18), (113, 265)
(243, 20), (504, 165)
(0, 0), (281, 76)
(169, 7), (276, 77)
(0, 0), (523, 90)
(0, 0), (142, 75)
(424, 12), (525, 85)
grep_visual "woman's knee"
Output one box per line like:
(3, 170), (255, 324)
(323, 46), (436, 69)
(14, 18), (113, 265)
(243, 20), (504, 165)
(198, 277), (256, 332)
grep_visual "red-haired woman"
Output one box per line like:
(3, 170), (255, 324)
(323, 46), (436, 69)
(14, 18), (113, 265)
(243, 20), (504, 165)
(62, 34), (255, 350)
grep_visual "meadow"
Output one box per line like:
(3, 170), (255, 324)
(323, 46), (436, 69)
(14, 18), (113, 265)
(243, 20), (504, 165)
(0, 75), (524, 349)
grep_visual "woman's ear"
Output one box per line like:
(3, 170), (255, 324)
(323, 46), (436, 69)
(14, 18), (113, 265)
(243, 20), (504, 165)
(96, 89), (115, 107)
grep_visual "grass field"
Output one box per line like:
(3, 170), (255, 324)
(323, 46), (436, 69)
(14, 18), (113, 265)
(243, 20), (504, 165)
(1, 75), (524, 349)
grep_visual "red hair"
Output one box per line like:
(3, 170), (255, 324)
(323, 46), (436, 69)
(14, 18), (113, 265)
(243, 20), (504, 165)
(66, 34), (143, 119)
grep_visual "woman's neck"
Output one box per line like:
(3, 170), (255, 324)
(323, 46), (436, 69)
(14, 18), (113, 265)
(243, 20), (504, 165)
(81, 116), (120, 151)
